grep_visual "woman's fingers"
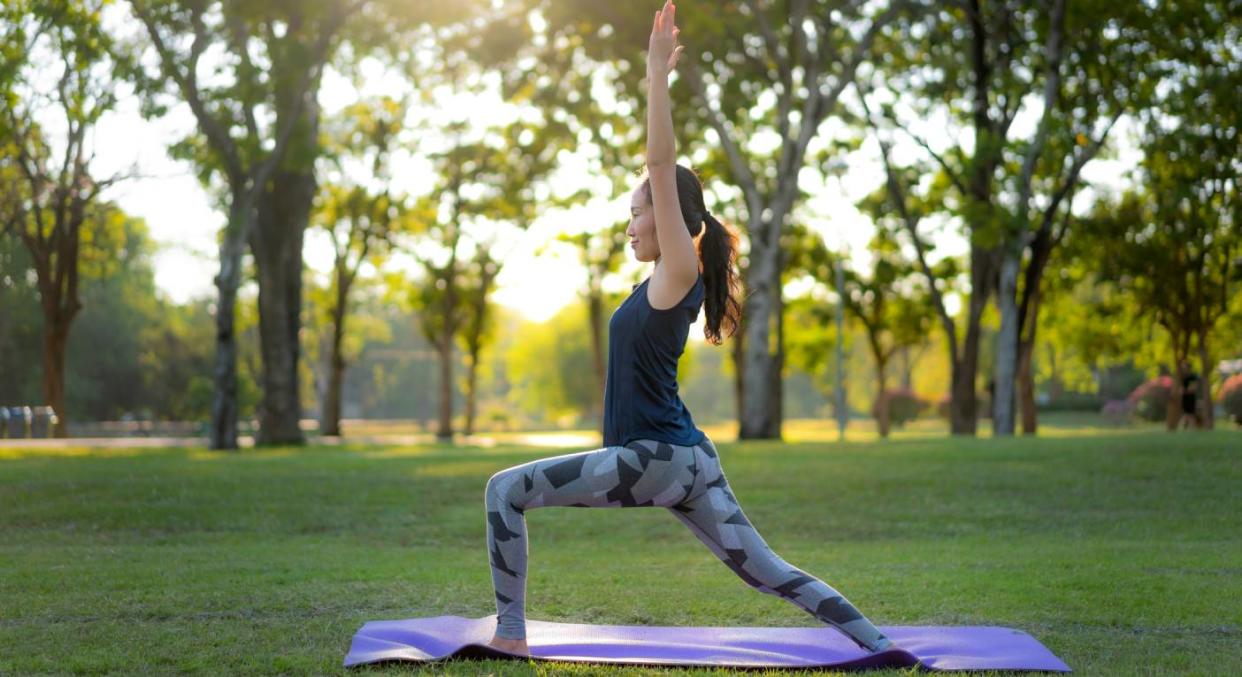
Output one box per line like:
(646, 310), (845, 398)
(668, 45), (684, 70)
(653, 0), (675, 36)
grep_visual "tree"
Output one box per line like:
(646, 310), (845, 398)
(129, 0), (357, 447)
(128, 0), (481, 448)
(1085, 173), (1238, 430)
(402, 117), (558, 441)
(544, 221), (630, 434)
(311, 96), (409, 436)
(860, 0), (1144, 435)
(1079, 1), (1240, 430)
(0, 0), (134, 437)
(789, 223), (936, 437)
(455, 242), (503, 436)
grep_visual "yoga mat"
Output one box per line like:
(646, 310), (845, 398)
(343, 614), (1071, 672)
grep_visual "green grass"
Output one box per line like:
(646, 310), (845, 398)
(1, 428), (1240, 675)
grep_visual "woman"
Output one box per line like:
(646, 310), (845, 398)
(484, 0), (895, 656)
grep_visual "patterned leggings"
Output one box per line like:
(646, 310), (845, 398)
(483, 435), (892, 651)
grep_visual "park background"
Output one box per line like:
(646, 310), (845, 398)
(1, 1), (1240, 444)
(1, 0), (1240, 674)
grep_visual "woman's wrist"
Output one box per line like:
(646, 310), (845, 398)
(647, 67), (670, 88)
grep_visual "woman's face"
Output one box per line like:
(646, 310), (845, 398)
(627, 186), (658, 262)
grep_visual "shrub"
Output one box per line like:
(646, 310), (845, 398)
(1127, 376), (1173, 422)
(482, 404), (516, 432)
(871, 388), (927, 428)
(1219, 373), (1242, 425)
(1039, 391), (1104, 412)
(935, 394), (990, 420)
(1100, 399), (1135, 426)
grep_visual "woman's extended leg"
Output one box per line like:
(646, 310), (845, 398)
(665, 438), (894, 652)
(484, 440), (698, 640)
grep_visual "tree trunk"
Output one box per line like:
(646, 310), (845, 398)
(732, 303), (746, 426)
(771, 247), (785, 435)
(1197, 332), (1214, 429)
(436, 236), (461, 442)
(251, 169), (313, 446)
(464, 345), (480, 436)
(1017, 337), (1038, 435)
(436, 333), (453, 441)
(320, 295), (347, 437)
(993, 247), (1020, 436)
(23, 211), (84, 440)
(1167, 360), (1183, 431)
(209, 207), (248, 451)
(1166, 330), (1192, 431)
(949, 247), (993, 435)
(875, 364), (890, 438)
(40, 320), (69, 438)
(740, 234), (781, 439)
(322, 351), (344, 437)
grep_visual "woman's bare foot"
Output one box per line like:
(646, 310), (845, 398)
(487, 635), (530, 655)
(869, 637), (896, 653)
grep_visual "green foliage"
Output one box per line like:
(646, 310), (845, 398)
(1038, 392), (1104, 414)
(302, 276), (392, 379)
(0, 236), (43, 404)
(785, 221), (937, 420)
(306, 95), (412, 403)
(783, 293), (846, 392)
(503, 300), (599, 425)
(0, 214), (261, 423)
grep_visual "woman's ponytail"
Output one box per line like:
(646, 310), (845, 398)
(639, 163), (744, 345)
(696, 211), (742, 345)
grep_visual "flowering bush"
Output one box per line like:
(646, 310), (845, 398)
(1127, 376), (1173, 422)
(1100, 399), (1135, 426)
(1219, 373), (1242, 425)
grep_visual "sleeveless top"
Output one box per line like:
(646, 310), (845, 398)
(602, 271), (707, 448)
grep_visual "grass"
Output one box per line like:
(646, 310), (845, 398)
(1, 425), (1239, 675)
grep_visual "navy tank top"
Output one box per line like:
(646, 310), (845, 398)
(602, 271), (707, 448)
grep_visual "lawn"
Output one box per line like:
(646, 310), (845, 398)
(1, 427), (1239, 675)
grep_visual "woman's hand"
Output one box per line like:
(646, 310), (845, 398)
(647, 0), (685, 81)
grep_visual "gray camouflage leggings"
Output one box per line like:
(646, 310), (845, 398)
(483, 435), (892, 651)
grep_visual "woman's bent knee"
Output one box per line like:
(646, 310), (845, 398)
(485, 468), (522, 509)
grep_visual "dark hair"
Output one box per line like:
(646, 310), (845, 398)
(639, 164), (742, 346)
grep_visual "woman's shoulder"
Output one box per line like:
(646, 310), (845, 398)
(646, 269), (701, 312)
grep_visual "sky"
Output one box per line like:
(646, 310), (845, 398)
(82, 12), (1142, 334)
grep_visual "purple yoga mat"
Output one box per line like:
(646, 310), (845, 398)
(343, 614), (1071, 672)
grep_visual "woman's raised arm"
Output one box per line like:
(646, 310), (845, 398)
(645, 0), (698, 289)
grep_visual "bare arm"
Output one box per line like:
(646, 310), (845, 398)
(646, 0), (698, 299)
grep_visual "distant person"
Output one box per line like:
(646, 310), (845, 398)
(481, 0), (897, 658)
(1179, 371), (1201, 429)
